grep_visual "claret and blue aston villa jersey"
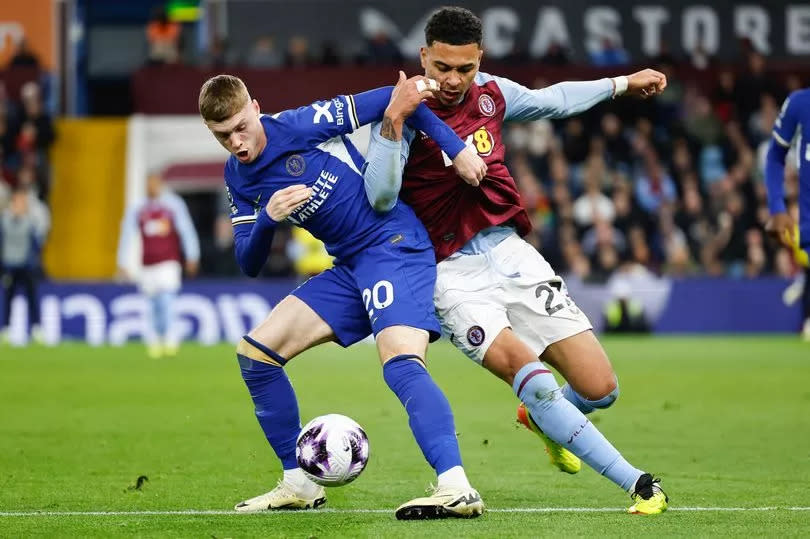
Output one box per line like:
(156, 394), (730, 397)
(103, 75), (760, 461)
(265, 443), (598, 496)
(225, 95), (434, 261)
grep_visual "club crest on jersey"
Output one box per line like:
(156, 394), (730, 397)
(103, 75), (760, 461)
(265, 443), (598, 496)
(467, 325), (485, 347)
(478, 94), (496, 117)
(286, 154), (306, 177)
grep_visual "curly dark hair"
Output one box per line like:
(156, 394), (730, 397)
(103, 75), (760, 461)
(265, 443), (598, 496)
(424, 7), (482, 47)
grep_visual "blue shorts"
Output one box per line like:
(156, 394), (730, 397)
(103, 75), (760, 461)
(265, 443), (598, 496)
(292, 233), (440, 347)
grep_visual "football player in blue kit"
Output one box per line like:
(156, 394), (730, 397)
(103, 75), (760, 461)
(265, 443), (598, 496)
(198, 73), (487, 519)
(765, 87), (810, 339)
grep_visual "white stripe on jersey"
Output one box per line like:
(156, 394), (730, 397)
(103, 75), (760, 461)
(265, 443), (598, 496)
(346, 95), (359, 131)
(773, 130), (792, 148)
(232, 215), (257, 225)
(316, 136), (362, 176)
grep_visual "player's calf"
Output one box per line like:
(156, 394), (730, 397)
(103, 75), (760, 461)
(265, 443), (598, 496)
(234, 336), (328, 510)
(383, 354), (484, 519)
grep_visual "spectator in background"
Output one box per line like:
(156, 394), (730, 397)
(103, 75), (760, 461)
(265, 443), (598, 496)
(198, 36), (238, 69)
(146, 6), (181, 65)
(572, 164), (615, 228)
(635, 151), (676, 214)
(589, 37), (629, 67)
(116, 172), (199, 358)
(365, 30), (403, 65)
(245, 36), (283, 69)
(0, 186), (49, 345)
(540, 42), (569, 66)
(711, 70), (737, 123)
(320, 41), (341, 66)
(15, 81), (54, 195)
(8, 37), (40, 69)
(285, 36), (312, 68)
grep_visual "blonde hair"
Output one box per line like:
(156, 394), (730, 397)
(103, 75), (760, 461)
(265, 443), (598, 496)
(198, 74), (250, 122)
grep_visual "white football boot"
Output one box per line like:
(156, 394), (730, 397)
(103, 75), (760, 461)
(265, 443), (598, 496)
(234, 480), (326, 512)
(395, 485), (484, 520)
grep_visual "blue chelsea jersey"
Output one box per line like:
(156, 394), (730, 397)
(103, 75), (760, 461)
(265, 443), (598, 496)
(225, 105), (429, 260)
(772, 88), (810, 246)
(773, 88), (810, 172)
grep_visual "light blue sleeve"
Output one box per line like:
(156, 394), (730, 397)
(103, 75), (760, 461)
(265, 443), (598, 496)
(480, 72), (613, 122)
(361, 122), (414, 212)
(116, 205), (139, 268)
(167, 193), (201, 262)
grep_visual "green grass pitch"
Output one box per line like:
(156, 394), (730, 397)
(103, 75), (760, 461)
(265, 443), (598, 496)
(1, 336), (809, 537)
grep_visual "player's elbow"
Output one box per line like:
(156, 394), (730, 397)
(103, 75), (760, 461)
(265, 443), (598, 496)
(234, 249), (261, 278)
(239, 262), (261, 278)
(371, 196), (396, 213)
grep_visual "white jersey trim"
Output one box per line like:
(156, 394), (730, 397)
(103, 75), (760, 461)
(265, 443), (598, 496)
(316, 136), (362, 176)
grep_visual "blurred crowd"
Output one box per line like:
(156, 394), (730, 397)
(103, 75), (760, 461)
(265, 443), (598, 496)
(505, 50), (803, 283)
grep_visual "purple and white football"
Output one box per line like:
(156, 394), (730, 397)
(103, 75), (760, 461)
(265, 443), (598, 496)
(296, 414), (370, 486)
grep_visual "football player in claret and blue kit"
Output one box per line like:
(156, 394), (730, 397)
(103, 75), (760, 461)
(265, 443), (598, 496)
(363, 6), (670, 515)
(199, 72), (487, 519)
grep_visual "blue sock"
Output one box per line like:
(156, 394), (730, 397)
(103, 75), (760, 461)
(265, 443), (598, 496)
(383, 355), (462, 475)
(237, 336), (300, 470)
(514, 362), (642, 491)
(561, 382), (619, 415)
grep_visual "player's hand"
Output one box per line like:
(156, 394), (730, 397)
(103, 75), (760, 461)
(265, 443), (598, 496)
(625, 69), (667, 98)
(452, 146), (487, 187)
(385, 71), (440, 124)
(184, 260), (199, 278)
(266, 184), (313, 222)
(765, 212), (796, 248)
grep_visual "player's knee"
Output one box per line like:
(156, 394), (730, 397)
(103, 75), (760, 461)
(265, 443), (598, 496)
(589, 377), (620, 409)
(236, 336), (287, 379)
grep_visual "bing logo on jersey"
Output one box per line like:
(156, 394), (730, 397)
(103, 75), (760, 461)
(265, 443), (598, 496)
(478, 94), (496, 117)
(286, 154), (306, 176)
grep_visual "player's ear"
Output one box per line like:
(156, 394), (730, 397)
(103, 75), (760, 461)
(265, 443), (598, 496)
(251, 98), (260, 115)
(420, 46), (427, 69)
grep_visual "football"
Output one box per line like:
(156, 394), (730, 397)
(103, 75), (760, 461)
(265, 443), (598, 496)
(296, 414), (370, 486)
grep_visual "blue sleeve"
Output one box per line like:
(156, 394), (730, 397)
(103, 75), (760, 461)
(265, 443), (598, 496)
(225, 171), (277, 278)
(772, 92), (801, 148)
(232, 208), (277, 278)
(116, 206), (138, 268)
(362, 122), (414, 212)
(765, 138), (789, 215)
(482, 73), (613, 121)
(277, 87), (465, 158)
(168, 194), (200, 262)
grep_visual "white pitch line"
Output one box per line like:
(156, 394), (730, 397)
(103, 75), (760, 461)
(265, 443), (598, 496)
(1, 507), (809, 517)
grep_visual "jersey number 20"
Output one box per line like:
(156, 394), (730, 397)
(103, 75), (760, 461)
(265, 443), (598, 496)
(363, 280), (394, 318)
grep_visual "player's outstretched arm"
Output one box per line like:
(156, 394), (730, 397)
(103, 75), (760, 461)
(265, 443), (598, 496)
(281, 82), (465, 160)
(764, 93), (800, 248)
(492, 69), (666, 122)
(764, 138), (794, 248)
